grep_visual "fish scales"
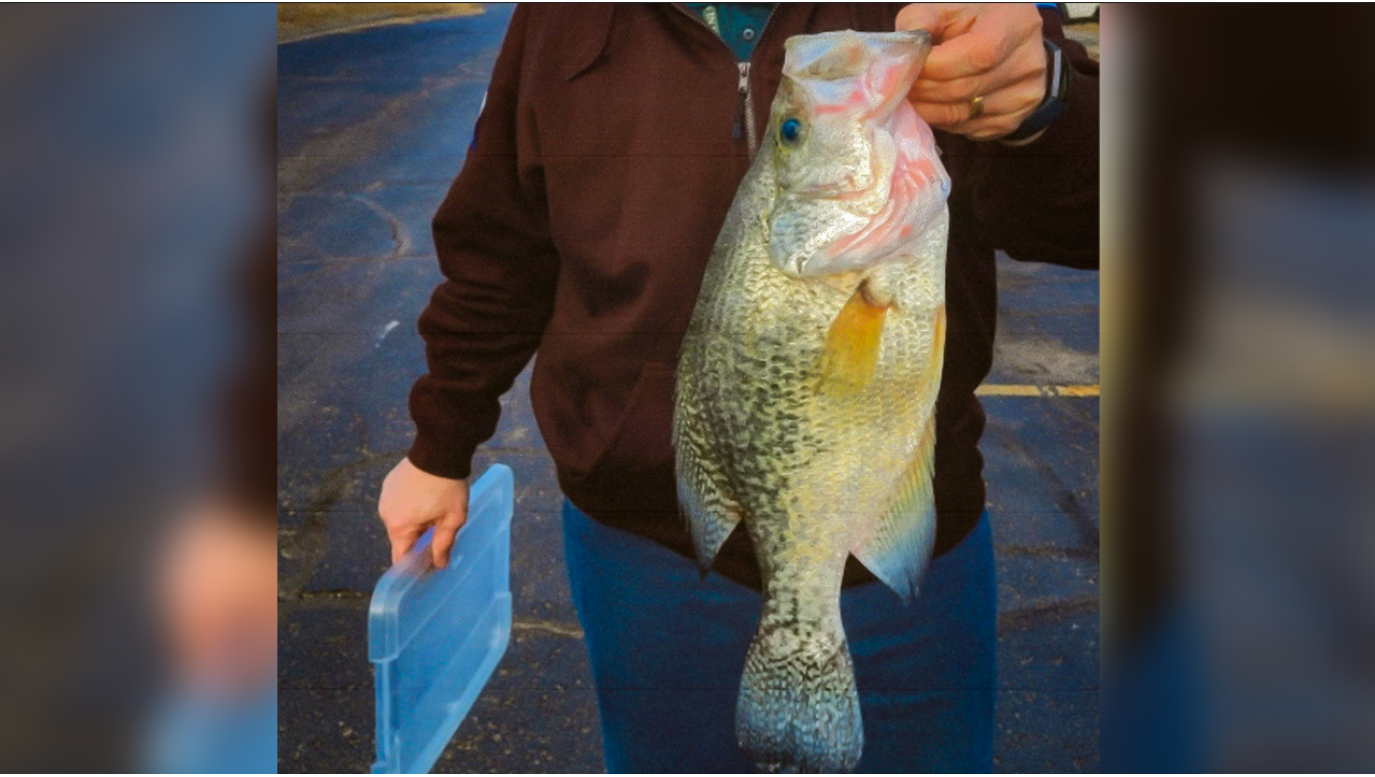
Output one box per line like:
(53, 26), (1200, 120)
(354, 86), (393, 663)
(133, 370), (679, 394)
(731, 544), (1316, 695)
(673, 29), (950, 773)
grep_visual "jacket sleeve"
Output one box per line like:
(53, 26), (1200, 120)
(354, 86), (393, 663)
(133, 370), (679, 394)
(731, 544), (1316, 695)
(941, 7), (1100, 270)
(407, 6), (559, 479)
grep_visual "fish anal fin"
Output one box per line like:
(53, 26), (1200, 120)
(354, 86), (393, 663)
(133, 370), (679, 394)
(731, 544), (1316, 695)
(820, 283), (889, 396)
(852, 412), (937, 603)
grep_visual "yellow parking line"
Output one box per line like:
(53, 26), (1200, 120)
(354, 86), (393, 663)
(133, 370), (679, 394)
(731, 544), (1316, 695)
(976, 384), (1100, 397)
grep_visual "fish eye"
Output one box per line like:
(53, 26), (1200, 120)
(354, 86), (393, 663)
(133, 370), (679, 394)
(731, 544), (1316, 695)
(780, 117), (804, 145)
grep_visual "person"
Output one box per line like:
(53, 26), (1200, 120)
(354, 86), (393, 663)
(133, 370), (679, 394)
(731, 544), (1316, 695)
(378, 3), (1098, 771)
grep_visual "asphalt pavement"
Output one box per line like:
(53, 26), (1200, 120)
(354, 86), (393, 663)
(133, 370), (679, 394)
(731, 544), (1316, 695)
(278, 5), (1099, 772)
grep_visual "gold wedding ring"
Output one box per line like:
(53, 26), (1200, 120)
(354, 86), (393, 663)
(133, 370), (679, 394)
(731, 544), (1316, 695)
(968, 94), (985, 120)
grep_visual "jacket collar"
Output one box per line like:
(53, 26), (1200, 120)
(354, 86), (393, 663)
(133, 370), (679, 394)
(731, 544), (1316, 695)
(565, 4), (821, 83)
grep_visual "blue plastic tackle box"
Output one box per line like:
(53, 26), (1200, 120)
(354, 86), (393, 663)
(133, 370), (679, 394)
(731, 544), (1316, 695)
(369, 464), (514, 774)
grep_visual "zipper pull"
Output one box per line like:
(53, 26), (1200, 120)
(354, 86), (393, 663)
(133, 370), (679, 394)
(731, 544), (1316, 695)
(733, 62), (754, 151)
(732, 63), (750, 143)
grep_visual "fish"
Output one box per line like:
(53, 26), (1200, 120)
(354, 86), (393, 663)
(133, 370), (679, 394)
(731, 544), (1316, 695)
(672, 29), (951, 773)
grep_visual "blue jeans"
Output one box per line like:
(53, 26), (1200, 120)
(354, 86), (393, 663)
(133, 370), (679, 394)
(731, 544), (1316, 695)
(562, 502), (996, 773)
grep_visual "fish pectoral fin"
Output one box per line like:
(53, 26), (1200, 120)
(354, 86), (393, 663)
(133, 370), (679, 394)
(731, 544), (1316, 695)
(677, 473), (743, 573)
(852, 412), (938, 603)
(819, 282), (889, 396)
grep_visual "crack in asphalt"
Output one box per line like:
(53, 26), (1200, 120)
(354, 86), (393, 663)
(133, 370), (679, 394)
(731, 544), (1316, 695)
(511, 619), (585, 640)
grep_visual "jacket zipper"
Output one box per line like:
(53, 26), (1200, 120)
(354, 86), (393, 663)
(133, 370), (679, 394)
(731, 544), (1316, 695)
(671, 4), (776, 158)
(737, 62), (757, 157)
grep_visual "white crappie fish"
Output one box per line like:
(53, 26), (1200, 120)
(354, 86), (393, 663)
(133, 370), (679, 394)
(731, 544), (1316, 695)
(673, 29), (950, 772)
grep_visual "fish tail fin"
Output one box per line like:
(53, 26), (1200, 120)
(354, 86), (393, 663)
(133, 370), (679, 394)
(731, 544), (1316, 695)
(736, 615), (863, 772)
(819, 283), (889, 396)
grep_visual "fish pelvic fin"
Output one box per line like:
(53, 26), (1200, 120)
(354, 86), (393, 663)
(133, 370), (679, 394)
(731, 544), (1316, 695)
(852, 410), (938, 603)
(819, 282), (889, 397)
(676, 475), (742, 573)
(673, 367), (744, 573)
(737, 614), (863, 773)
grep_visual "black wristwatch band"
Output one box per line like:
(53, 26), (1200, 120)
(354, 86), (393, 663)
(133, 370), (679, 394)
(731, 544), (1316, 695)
(1002, 39), (1069, 143)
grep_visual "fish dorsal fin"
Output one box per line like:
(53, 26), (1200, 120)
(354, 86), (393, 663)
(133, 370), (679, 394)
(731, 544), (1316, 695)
(851, 410), (938, 603)
(819, 283), (889, 396)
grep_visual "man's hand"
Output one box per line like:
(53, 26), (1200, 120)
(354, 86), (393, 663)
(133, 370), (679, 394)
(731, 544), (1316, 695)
(898, 3), (1048, 141)
(378, 457), (469, 569)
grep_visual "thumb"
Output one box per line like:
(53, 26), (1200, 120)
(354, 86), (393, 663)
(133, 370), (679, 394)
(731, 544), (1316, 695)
(895, 3), (966, 41)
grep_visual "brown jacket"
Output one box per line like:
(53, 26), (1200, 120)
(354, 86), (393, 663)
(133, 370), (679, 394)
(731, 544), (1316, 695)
(408, 4), (1099, 588)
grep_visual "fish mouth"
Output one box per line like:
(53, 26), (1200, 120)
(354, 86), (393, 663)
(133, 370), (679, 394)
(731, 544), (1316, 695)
(769, 30), (946, 278)
(861, 32), (931, 124)
(783, 29), (931, 125)
(784, 29), (931, 76)
(784, 59), (923, 204)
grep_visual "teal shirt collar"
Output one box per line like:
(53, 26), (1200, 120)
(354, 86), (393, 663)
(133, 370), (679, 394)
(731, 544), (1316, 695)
(682, 3), (777, 62)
